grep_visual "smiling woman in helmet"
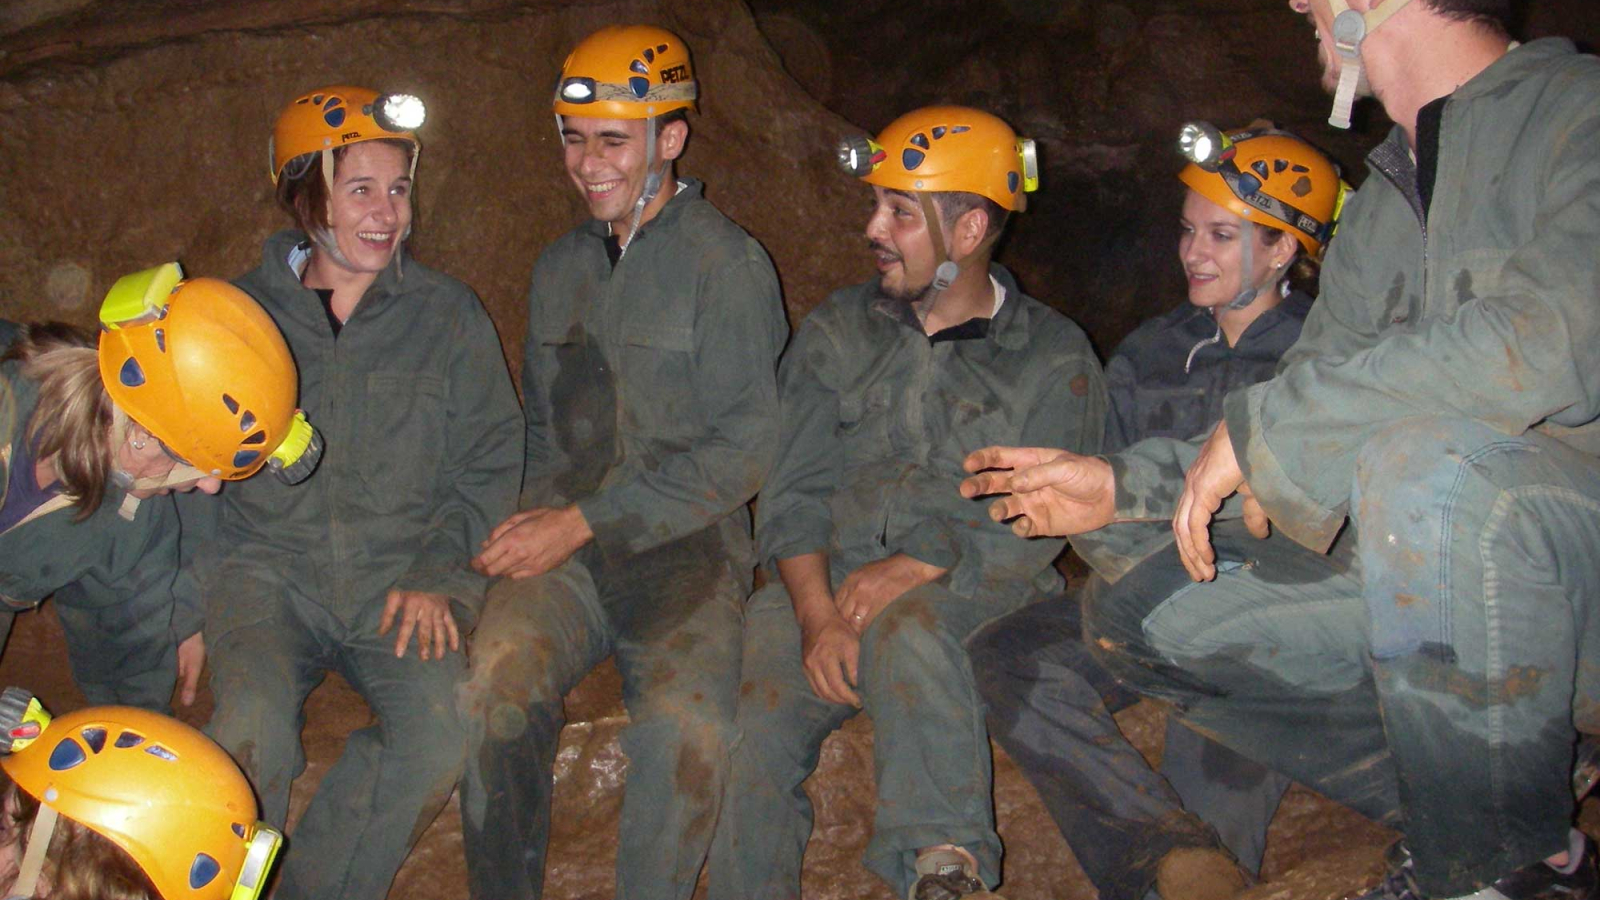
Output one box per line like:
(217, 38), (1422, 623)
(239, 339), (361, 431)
(966, 123), (1346, 900)
(0, 264), (312, 715)
(194, 86), (521, 900)
(1106, 123), (1346, 450)
(0, 689), (281, 900)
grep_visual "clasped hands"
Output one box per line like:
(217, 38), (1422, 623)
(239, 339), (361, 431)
(800, 553), (945, 708)
(959, 421), (1269, 582)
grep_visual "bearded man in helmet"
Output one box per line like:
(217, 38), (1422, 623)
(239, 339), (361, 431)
(961, 1), (1600, 898)
(706, 106), (1104, 900)
(457, 24), (787, 900)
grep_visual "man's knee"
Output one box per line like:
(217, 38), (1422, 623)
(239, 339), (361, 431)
(860, 593), (965, 687)
(1353, 416), (1518, 516)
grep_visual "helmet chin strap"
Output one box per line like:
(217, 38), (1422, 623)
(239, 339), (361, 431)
(1222, 221), (1289, 312)
(12, 803), (59, 898)
(1327, 0), (1411, 128)
(617, 112), (664, 261)
(911, 193), (1003, 322)
(1226, 220), (1260, 310)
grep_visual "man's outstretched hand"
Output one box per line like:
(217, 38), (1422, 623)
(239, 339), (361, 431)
(960, 446), (1116, 538)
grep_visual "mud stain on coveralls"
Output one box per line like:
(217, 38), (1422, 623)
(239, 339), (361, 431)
(550, 323), (619, 498)
(1405, 649), (1547, 708)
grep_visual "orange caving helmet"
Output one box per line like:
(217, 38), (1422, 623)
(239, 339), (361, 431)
(98, 263), (315, 482)
(553, 24), (697, 120)
(843, 105), (1039, 212)
(1178, 125), (1345, 257)
(270, 84), (425, 184)
(0, 693), (282, 900)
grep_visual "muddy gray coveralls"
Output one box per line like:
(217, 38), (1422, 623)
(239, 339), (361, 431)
(196, 232), (523, 900)
(708, 267), (1106, 898)
(457, 180), (787, 900)
(1087, 39), (1600, 897)
(969, 293), (1311, 899)
(0, 349), (198, 711)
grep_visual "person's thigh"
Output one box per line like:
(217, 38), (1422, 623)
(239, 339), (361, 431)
(1086, 524), (1400, 824)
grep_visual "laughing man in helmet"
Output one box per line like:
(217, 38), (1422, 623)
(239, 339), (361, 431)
(457, 24), (787, 900)
(962, 0), (1600, 897)
(706, 106), (1104, 900)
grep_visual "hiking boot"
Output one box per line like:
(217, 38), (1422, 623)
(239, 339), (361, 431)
(1576, 736), (1599, 801)
(1154, 846), (1252, 900)
(908, 847), (1003, 900)
(1345, 831), (1595, 900)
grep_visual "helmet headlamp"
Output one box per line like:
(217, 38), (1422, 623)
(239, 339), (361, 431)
(558, 77), (597, 104)
(836, 135), (886, 178)
(373, 93), (426, 132)
(1178, 121), (1233, 172)
(1018, 138), (1040, 194)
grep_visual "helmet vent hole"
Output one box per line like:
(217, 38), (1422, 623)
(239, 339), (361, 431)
(119, 358), (145, 388)
(1251, 160), (1271, 179)
(1008, 172), (1020, 193)
(222, 394), (240, 415)
(233, 450), (262, 469)
(1291, 175), (1314, 198)
(932, 126), (947, 140)
(189, 853), (221, 889)
(48, 738), (86, 771)
(154, 328), (166, 353)
(639, 51), (653, 66)
(114, 731), (145, 749)
(80, 727), (106, 754)
(232, 823), (247, 838)
(1274, 159), (1289, 173)
(144, 744), (179, 762)
(243, 430), (267, 446)
(240, 411), (257, 432)
(310, 94), (324, 105)
(902, 148), (926, 171)
(657, 44), (668, 53)
(1292, 164), (1310, 173)
(324, 107), (347, 128)
(628, 76), (650, 98)
(910, 132), (930, 149)
(951, 125), (971, 134)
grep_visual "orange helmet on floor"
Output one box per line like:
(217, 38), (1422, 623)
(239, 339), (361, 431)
(553, 24), (697, 119)
(270, 84), (425, 184)
(840, 105), (1039, 212)
(98, 263), (315, 481)
(1177, 124), (1345, 256)
(0, 692), (282, 900)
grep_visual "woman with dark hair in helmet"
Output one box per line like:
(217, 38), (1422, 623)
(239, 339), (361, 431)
(968, 125), (1346, 900)
(0, 265), (314, 716)
(0, 688), (282, 900)
(192, 87), (521, 900)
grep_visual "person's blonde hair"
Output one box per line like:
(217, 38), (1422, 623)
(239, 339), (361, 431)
(0, 776), (160, 900)
(3, 323), (115, 518)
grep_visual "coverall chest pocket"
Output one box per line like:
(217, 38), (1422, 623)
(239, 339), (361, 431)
(1129, 384), (1211, 443)
(619, 320), (696, 436)
(837, 383), (897, 467)
(360, 372), (448, 512)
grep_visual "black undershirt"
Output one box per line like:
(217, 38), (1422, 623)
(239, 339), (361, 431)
(314, 288), (343, 337)
(1414, 96), (1448, 221)
(928, 317), (991, 344)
